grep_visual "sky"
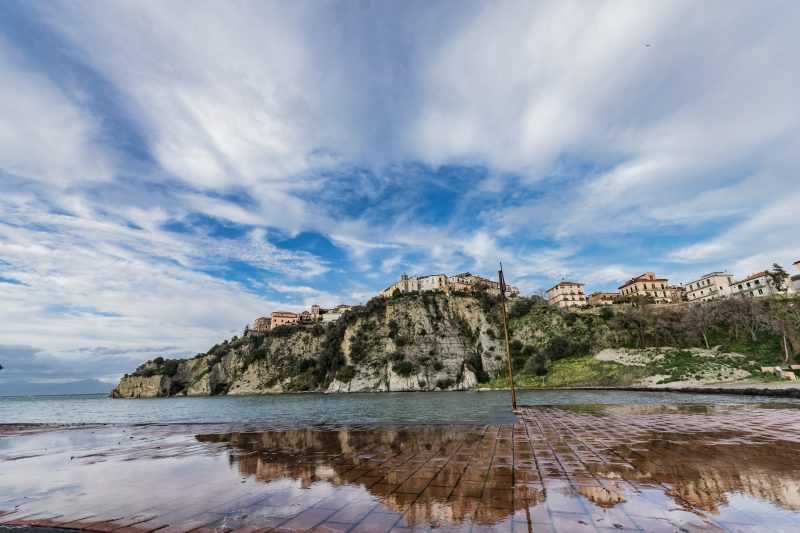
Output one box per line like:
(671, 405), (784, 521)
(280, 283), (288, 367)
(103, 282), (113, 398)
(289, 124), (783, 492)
(1, 0), (799, 389)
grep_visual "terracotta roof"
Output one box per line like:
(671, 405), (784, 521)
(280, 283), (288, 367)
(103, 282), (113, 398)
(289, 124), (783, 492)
(548, 281), (584, 292)
(618, 273), (667, 289)
(689, 272), (731, 283)
(733, 271), (769, 284)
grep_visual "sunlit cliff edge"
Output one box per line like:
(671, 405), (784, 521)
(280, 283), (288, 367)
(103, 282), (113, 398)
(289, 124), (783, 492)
(113, 292), (799, 398)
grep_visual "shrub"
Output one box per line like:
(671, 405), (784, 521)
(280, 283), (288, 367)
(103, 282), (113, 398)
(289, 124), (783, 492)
(163, 359), (180, 377)
(523, 353), (548, 376)
(508, 298), (534, 319)
(435, 377), (455, 390)
(337, 365), (356, 382)
(387, 319), (399, 339)
(392, 360), (416, 377)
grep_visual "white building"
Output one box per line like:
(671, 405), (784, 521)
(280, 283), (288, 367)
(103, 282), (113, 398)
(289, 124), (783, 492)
(379, 274), (421, 298)
(729, 271), (782, 298)
(380, 272), (518, 298)
(418, 274), (449, 292)
(686, 272), (734, 302)
(791, 261), (800, 294)
(618, 272), (671, 304)
(547, 281), (587, 309)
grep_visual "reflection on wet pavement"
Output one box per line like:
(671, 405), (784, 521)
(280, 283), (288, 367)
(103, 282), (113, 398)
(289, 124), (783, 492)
(2, 404), (800, 532)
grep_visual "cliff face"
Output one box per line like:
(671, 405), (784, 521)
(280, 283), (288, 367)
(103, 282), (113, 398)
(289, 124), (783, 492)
(113, 293), (513, 398)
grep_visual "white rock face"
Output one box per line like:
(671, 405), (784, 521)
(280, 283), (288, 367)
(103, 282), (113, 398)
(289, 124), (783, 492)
(112, 375), (170, 398)
(115, 293), (507, 398)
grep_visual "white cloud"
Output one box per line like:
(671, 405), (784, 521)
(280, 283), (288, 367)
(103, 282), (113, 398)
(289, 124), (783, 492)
(3, 1), (800, 385)
(0, 36), (112, 186)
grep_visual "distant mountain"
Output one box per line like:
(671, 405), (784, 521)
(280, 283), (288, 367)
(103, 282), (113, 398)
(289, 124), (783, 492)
(0, 379), (114, 397)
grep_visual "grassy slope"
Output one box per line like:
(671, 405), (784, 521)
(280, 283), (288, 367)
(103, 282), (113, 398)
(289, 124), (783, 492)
(486, 356), (648, 388)
(485, 334), (787, 389)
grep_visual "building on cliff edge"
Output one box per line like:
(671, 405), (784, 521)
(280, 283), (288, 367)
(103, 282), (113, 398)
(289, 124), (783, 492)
(379, 272), (519, 299)
(619, 272), (671, 304)
(547, 281), (587, 309)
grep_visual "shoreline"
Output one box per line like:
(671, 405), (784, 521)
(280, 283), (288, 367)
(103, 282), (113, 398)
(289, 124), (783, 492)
(479, 382), (800, 398)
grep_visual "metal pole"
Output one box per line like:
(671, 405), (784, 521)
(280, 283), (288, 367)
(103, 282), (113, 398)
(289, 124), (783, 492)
(498, 264), (517, 410)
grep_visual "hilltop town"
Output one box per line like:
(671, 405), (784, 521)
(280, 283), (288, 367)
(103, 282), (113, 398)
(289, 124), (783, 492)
(251, 262), (799, 333)
(252, 271), (519, 331)
(547, 260), (800, 309)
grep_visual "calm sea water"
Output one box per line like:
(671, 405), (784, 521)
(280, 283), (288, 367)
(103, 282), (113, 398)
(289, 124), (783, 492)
(1, 390), (797, 425)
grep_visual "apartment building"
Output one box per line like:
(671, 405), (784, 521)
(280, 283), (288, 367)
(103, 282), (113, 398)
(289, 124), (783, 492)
(379, 273), (420, 297)
(729, 272), (781, 298)
(686, 272), (734, 302)
(547, 281), (587, 309)
(668, 285), (687, 302)
(380, 272), (519, 298)
(588, 292), (618, 306)
(270, 311), (299, 327)
(321, 304), (353, 323)
(419, 274), (449, 292)
(618, 272), (671, 303)
(251, 316), (272, 332)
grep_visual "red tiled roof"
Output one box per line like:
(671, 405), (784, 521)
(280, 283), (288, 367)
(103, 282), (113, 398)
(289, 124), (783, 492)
(548, 281), (584, 292)
(734, 271), (769, 284)
(618, 273), (667, 290)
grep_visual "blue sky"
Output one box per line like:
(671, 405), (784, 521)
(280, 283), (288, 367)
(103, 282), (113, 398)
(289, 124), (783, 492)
(1, 0), (799, 387)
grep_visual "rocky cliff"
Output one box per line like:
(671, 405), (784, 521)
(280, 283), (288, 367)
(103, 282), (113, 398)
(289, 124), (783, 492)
(113, 292), (514, 398)
(113, 293), (799, 398)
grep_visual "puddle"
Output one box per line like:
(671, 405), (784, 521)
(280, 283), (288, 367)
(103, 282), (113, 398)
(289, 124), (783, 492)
(2, 404), (800, 531)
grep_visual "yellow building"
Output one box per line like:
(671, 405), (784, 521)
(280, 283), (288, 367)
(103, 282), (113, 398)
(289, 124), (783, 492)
(380, 272), (519, 298)
(379, 274), (421, 298)
(588, 292), (618, 306)
(618, 272), (671, 303)
(270, 311), (299, 327)
(547, 281), (587, 309)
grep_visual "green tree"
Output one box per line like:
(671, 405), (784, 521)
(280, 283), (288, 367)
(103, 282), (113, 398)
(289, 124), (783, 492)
(769, 263), (789, 291)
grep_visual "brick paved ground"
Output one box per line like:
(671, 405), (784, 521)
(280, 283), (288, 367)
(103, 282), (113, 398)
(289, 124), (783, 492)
(2, 404), (800, 532)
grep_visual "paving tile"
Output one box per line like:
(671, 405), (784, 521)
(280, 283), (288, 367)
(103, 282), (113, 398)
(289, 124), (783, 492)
(278, 507), (338, 531)
(349, 511), (401, 533)
(328, 501), (379, 523)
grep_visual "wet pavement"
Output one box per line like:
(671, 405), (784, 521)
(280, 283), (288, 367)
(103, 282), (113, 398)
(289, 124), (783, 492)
(2, 404), (800, 532)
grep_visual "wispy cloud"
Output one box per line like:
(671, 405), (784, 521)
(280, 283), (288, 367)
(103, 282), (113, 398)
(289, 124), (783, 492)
(1, 0), (799, 385)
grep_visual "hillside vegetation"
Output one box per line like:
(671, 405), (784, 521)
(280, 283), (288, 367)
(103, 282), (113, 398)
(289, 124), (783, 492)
(114, 291), (800, 397)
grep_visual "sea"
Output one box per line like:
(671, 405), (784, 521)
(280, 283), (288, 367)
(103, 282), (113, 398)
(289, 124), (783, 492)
(1, 389), (798, 425)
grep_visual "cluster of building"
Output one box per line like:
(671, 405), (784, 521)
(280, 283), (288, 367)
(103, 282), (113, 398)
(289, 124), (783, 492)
(251, 303), (354, 332)
(378, 272), (520, 299)
(547, 260), (800, 310)
(251, 271), (522, 332)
